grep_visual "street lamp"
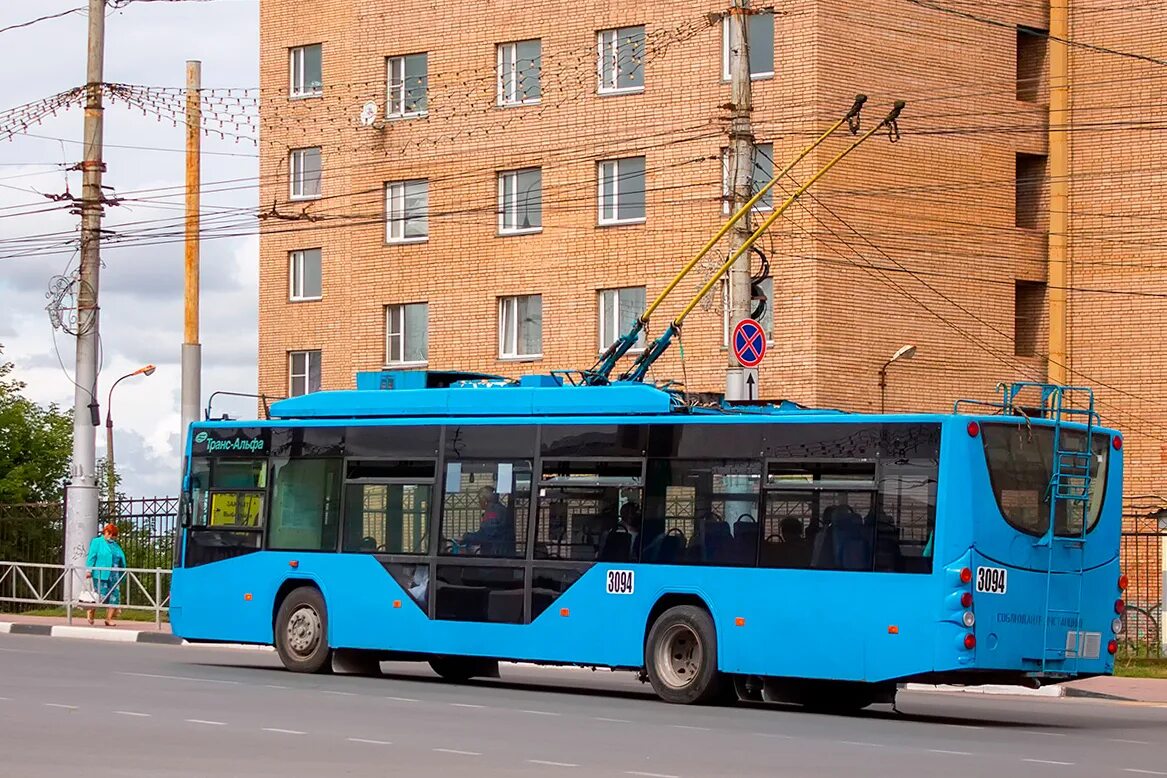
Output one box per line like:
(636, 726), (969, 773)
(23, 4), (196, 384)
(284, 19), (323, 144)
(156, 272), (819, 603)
(105, 364), (156, 507)
(879, 345), (916, 414)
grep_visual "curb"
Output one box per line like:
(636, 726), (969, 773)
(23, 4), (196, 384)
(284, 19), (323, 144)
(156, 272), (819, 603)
(903, 682), (1066, 698)
(0, 620), (270, 650)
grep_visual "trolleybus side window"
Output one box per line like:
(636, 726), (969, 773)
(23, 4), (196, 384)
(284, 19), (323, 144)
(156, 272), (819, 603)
(762, 462), (876, 571)
(184, 457), (267, 567)
(267, 457), (342, 552)
(535, 460), (643, 561)
(341, 460), (436, 554)
(642, 459), (761, 566)
(440, 460), (532, 558)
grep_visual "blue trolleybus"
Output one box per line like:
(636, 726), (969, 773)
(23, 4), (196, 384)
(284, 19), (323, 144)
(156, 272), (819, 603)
(170, 375), (1125, 710)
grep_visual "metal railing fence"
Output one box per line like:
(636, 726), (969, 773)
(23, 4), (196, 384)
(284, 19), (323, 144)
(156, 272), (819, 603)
(0, 562), (170, 627)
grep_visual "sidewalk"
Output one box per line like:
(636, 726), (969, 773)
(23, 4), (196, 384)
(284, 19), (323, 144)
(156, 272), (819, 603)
(3, 613), (1165, 702)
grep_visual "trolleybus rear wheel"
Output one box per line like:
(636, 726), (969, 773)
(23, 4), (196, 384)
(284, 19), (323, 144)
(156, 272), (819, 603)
(275, 587), (332, 674)
(645, 605), (725, 705)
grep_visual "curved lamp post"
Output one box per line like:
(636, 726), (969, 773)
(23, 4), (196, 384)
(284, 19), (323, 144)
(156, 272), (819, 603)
(878, 345), (916, 414)
(105, 364), (156, 507)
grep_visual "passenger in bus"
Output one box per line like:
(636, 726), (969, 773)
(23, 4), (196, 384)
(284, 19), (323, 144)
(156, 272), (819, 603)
(598, 502), (642, 561)
(462, 486), (514, 555)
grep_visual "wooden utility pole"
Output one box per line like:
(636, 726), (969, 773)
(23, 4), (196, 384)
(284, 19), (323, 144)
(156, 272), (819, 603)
(64, 0), (107, 587)
(180, 61), (202, 463)
(726, 0), (755, 401)
(1048, 0), (1069, 385)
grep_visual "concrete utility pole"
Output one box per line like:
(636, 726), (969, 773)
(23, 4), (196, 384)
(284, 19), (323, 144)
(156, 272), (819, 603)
(64, 0), (108, 588)
(181, 60), (202, 468)
(1047, 0), (1069, 385)
(726, 0), (755, 401)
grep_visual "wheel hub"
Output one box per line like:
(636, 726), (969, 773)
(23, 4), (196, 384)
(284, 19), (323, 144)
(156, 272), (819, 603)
(655, 623), (702, 689)
(286, 605), (321, 658)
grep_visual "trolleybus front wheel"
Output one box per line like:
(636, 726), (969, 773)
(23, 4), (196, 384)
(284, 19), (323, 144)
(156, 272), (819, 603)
(274, 587), (333, 674)
(645, 605), (726, 705)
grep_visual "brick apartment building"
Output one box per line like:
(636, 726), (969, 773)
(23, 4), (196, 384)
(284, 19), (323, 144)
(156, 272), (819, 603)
(257, 2), (1165, 599)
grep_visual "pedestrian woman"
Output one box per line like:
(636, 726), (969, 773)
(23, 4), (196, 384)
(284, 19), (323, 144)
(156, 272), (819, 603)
(85, 523), (127, 626)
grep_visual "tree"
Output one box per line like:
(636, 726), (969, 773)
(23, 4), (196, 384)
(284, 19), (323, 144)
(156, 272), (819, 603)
(0, 346), (72, 505)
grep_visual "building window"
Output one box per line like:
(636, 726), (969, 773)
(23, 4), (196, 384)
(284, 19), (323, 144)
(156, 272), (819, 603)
(499, 294), (542, 359)
(290, 44), (323, 98)
(1014, 281), (1046, 357)
(1016, 27), (1048, 103)
(498, 168), (542, 234)
(722, 10), (774, 80)
(722, 276), (774, 343)
(598, 157), (646, 225)
(1015, 152), (1047, 230)
(721, 142), (774, 213)
(289, 147), (322, 200)
(388, 53), (428, 117)
(289, 350), (322, 397)
(598, 287), (646, 352)
(597, 26), (645, 94)
(289, 249), (322, 301)
(497, 40), (541, 106)
(386, 180), (429, 243)
(386, 302), (429, 365)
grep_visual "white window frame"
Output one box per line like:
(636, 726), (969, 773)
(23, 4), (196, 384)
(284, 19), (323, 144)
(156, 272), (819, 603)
(289, 147), (322, 201)
(721, 11), (775, 81)
(288, 350), (322, 397)
(289, 44), (323, 98)
(387, 53), (428, 119)
(497, 40), (541, 107)
(597, 157), (647, 226)
(598, 287), (647, 354)
(498, 168), (542, 235)
(385, 179), (429, 244)
(597, 26), (646, 95)
(721, 142), (774, 215)
(385, 302), (429, 366)
(498, 295), (543, 359)
(288, 248), (322, 302)
(722, 277), (774, 345)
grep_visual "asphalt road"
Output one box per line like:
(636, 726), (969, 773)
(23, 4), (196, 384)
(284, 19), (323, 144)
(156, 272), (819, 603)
(1, 633), (1165, 778)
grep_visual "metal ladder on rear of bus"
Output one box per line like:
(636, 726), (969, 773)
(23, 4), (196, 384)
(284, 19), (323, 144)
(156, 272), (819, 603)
(1002, 383), (1098, 674)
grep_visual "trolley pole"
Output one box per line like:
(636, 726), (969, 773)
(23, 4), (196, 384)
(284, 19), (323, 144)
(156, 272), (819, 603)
(725, 0), (755, 402)
(180, 60), (202, 470)
(64, 0), (108, 592)
(1047, 0), (1069, 385)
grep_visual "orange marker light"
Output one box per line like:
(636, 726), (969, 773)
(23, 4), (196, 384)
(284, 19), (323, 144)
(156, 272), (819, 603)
(244, 593), (253, 601)
(560, 608), (570, 617)
(289, 560), (299, 569)
(393, 600), (401, 609)
(888, 625), (899, 635)
(734, 617), (746, 627)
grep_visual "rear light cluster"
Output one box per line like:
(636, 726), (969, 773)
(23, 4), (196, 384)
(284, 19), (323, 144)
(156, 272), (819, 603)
(958, 566), (975, 651)
(1112, 573), (1127, 641)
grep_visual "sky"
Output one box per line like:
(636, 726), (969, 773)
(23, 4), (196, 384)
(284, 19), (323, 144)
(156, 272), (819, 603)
(0, 0), (260, 498)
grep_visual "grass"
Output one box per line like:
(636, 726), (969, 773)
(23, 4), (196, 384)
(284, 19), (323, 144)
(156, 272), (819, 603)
(3, 606), (169, 624)
(1114, 655), (1167, 679)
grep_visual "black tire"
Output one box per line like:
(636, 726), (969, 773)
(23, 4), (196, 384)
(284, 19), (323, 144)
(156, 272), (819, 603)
(429, 656), (499, 682)
(645, 605), (725, 704)
(274, 587), (332, 673)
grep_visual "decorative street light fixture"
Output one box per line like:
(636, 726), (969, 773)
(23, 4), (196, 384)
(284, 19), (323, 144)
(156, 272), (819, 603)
(104, 364), (156, 508)
(878, 345), (916, 414)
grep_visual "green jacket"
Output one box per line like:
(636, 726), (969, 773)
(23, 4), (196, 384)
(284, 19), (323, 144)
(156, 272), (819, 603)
(86, 536), (127, 581)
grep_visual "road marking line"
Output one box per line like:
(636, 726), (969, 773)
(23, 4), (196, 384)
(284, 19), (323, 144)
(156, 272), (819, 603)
(45, 704), (78, 710)
(594, 717), (632, 723)
(450, 703), (486, 709)
(840, 741), (885, 748)
(671, 724), (711, 731)
(929, 750), (973, 756)
(185, 719), (226, 726)
(347, 738), (392, 745)
(519, 709), (560, 716)
(0, 696), (10, 701)
(754, 733), (795, 740)
(528, 760), (579, 768)
(1023, 759), (1075, 766)
(114, 711), (150, 717)
(626, 772), (680, 778)
(322, 691), (355, 697)
(946, 724), (984, 731)
(1029, 731), (1067, 738)
(385, 696), (419, 703)
(262, 728), (306, 735)
(1112, 739), (1151, 745)
(118, 672), (238, 685)
(433, 748), (481, 756)
(1125, 770), (1167, 776)
(265, 684), (290, 690)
